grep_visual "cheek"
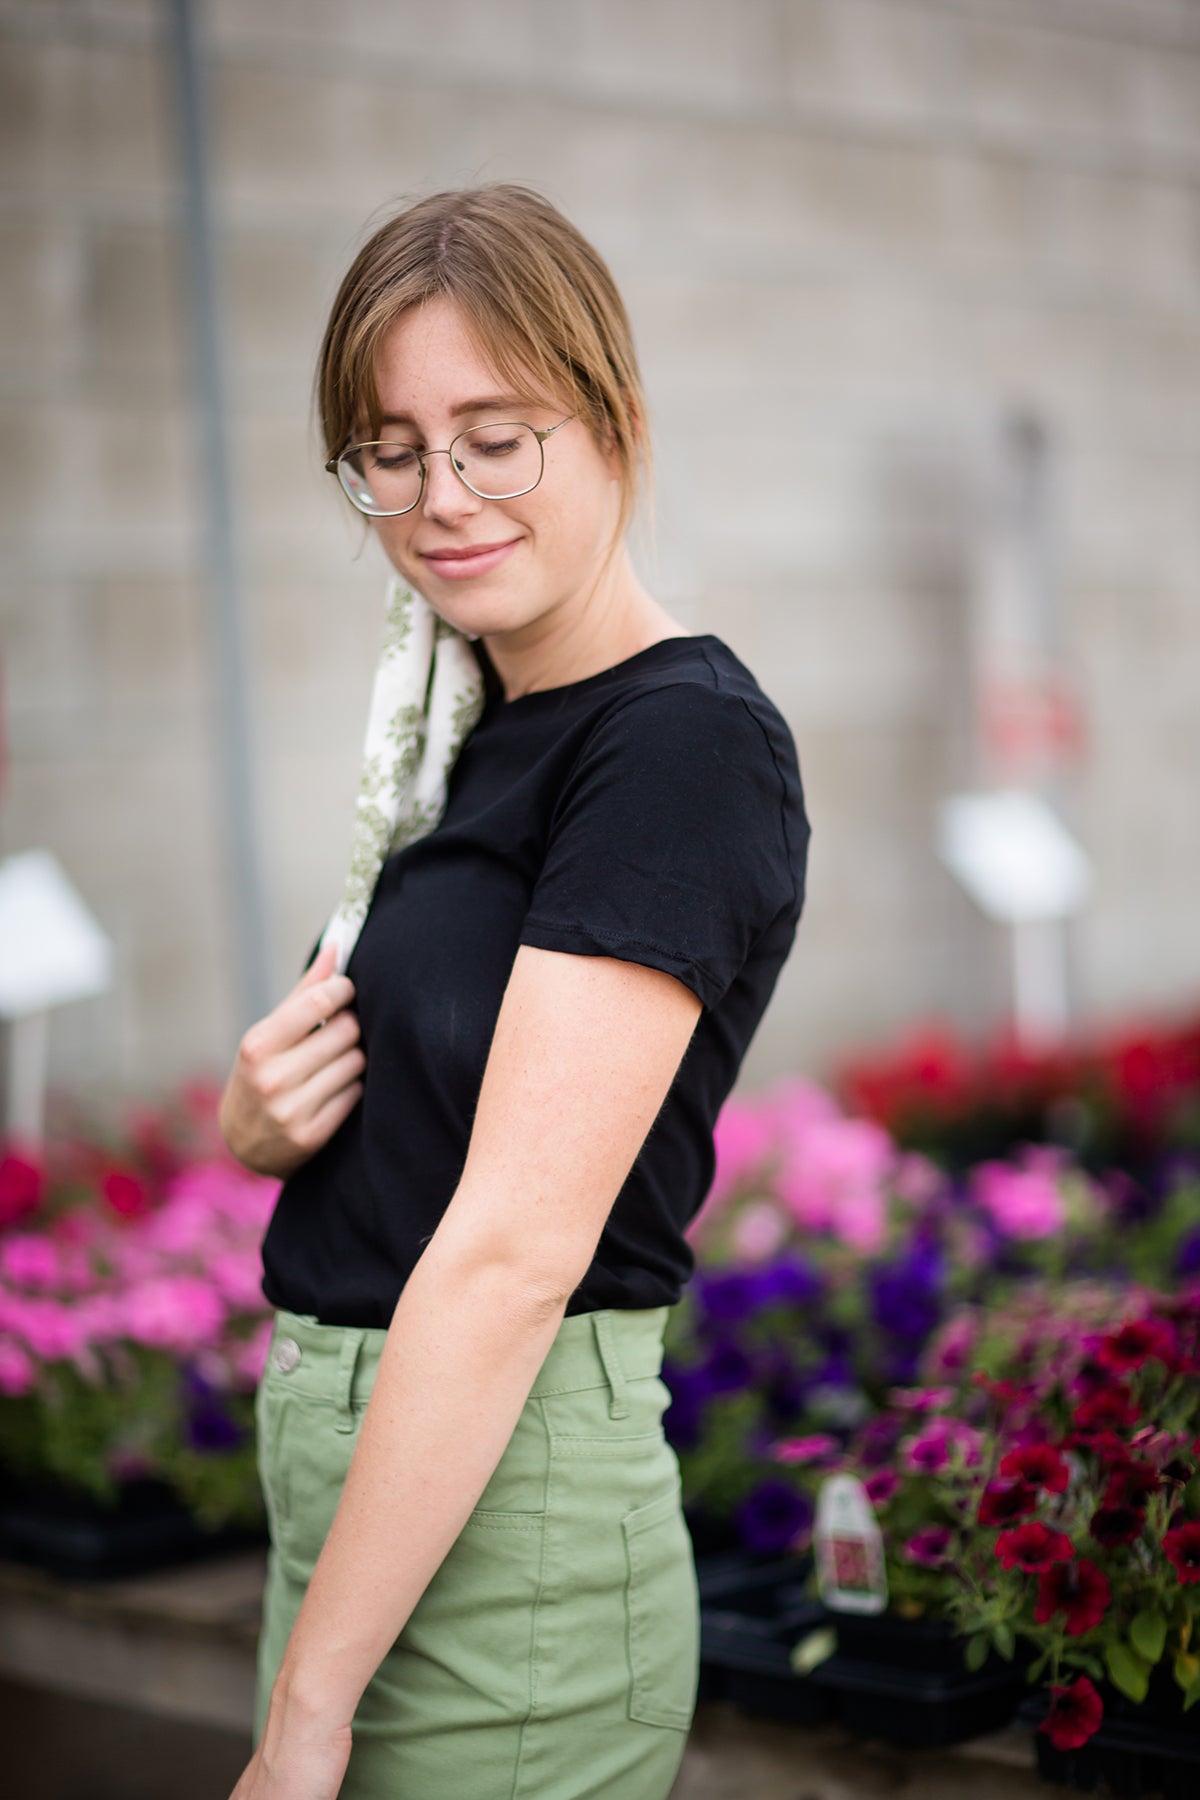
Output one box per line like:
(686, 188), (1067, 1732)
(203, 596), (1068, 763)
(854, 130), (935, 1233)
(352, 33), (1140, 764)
(372, 518), (419, 567)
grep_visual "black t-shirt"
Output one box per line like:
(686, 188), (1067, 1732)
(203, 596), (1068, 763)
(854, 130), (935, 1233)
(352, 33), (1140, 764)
(259, 632), (811, 1327)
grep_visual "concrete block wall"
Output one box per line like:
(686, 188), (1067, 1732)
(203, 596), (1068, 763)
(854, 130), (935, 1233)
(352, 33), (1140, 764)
(2, 0), (1198, 1109)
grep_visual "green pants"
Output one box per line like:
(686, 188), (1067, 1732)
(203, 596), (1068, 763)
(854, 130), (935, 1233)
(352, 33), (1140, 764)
(253, 1303), (699, 1798)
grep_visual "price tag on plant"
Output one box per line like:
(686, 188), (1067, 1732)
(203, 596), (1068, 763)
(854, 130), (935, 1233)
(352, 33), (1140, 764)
(814, 1473), (888, 1615)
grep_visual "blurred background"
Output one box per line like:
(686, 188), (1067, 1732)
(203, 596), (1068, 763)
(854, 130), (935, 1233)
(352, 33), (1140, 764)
(4, 0), (1198, 1110)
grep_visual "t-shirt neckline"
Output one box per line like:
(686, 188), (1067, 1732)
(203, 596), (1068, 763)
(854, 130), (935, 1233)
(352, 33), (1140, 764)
(484, 632), (723, 713)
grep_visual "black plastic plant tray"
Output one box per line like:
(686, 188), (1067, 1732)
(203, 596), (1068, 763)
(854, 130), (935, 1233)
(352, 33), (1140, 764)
(696, 1551), (813, 1611)
(1020, 1692), (1200, 1799)
(810, 1652), (1028, 1750)
(827, 1606), (986, 1675)
(696, 1555), (834, 1723)
(701, 1608), (838, 1724)
(0, 1472), (267, 1581)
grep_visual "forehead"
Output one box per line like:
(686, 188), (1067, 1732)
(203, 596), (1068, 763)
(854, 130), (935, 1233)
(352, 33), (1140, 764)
(370, 295), (559, 422)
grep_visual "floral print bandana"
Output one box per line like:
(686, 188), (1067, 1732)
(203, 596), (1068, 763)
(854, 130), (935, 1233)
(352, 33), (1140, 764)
(317, 574), (486, 976)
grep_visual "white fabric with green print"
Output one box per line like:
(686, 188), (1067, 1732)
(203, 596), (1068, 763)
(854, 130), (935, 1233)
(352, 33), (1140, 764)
(318, 576), (486, 976)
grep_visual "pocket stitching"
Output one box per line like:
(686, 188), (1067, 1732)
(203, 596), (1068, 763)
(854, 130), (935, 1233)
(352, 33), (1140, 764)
(621, 1482), (696, 1731)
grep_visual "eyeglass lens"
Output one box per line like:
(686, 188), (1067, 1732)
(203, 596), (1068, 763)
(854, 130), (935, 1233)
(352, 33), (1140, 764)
(337, 422), (544, 515)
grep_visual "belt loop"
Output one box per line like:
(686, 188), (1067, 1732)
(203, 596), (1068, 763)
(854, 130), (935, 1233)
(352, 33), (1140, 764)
(333, 1329), (367, 1433)
(592, 1310), (629, 1421)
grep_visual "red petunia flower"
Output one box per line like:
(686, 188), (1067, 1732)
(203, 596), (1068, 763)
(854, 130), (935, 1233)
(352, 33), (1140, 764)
(1040, 1676), (1104, 1750)
(1034, 1559), (1112, 1635)
(1097, 1318), (1178, 1374)
(100, 1167), (153, 1220)
(995, 1522), (1075, 1572)
(1000, 1443), (1071, 1494)
(1089, 1504), (1145, 1549)
(0, 1146), (44, 1229)
(1071, 1388), (1139, 1436)
(1104, 1462), (1159, 1508)
(1164, 1521), (1200, 1585)
(978, 1477), (1040, 1527)
(1073, 1428), (1135, 1467)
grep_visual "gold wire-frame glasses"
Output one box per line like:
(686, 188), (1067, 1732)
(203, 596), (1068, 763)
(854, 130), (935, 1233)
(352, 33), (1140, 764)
(325, 415), (576, 517)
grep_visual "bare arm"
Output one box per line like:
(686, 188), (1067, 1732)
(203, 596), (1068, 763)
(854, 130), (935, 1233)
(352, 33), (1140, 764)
(248, 942), (702, 1774)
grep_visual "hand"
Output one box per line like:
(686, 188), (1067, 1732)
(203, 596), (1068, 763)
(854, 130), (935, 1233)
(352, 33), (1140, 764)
(228, 1705), (353, 1800)
(219, 941), (365, 1179)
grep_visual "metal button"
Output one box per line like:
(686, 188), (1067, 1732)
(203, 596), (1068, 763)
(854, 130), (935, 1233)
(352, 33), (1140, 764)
(272, 1336), (301, 1373)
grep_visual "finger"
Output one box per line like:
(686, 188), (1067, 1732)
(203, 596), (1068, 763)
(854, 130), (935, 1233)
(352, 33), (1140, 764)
(303, 1071), (366, 1143)
(276, 1018), (364, 1101)
(248, 974), (356, 1061)
(298, 939), (338, 988)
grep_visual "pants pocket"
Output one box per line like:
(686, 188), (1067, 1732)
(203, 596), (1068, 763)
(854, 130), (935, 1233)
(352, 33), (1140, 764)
(620, 1475), (700, 1731)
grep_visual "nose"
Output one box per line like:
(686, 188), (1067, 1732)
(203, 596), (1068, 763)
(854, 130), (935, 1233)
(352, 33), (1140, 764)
(420, 448), (482, 525)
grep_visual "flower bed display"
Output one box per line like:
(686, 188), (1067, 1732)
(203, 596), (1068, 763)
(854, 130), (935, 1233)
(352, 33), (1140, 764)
(759, 1282), (1200, 1752)
(667, 1071), (1200, 1556)
(831, 1008), (1200, 1181)
(663, 1021), (1200, 1754)
(0, 1082), (278, 1572)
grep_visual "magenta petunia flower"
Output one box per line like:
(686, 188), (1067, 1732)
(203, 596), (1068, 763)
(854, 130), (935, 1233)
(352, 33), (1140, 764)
(0, 1337), (36, 1396)
(0, 1233), (63, 1291)
(901, 1416), (984, 1474)
(903, 1526), (954, 1568)
(771, 1433), (841, 1466)
(864, 1469), (899, 1508)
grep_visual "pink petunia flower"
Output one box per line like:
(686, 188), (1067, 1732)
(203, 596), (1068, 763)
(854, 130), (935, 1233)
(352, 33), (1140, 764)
(971, 1158), (1066, 1241)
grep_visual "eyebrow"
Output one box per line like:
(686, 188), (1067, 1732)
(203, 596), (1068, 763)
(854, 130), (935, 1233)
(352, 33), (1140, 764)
(374, 394), (539, 428)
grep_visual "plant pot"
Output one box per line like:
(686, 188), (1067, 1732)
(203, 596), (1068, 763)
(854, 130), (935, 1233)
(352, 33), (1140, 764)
(823, 1606), (1005, 1677)
(810, 1607), (1029, 1749)
(1021, 1684), (1200, 1799)
(696, 1554), (836, 1723)
(0, 1468), (267, 1581)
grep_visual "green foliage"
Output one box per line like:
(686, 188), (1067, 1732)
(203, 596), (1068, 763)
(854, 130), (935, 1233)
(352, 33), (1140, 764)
(1105, 1641), (1152, 1705)
(790, 1625), (837, 1675)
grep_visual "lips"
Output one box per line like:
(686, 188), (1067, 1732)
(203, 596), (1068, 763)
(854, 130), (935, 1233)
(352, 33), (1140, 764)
(419, 537), (522, 580)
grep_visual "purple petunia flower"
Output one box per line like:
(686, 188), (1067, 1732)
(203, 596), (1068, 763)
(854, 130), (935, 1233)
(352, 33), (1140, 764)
(181, 1367), (243, 1454)
(693, 1267), (763, 1331)
(699, 1339), (757, 1397)
(733, 1479), (814, 1555)
(870, 1239), (945, 1343)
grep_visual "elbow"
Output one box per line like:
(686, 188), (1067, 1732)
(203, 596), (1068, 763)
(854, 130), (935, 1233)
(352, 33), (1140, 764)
(422, 1211), (584, 1322)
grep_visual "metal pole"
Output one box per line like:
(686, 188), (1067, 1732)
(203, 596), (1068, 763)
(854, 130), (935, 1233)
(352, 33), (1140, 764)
(165, 0), (275, 1025)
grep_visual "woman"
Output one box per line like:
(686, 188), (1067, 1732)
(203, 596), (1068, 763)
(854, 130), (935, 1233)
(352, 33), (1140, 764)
(220, 183), (811, 1800)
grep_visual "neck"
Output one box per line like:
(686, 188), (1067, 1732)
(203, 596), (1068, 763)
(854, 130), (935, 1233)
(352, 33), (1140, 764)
(481, 551), (688, 703)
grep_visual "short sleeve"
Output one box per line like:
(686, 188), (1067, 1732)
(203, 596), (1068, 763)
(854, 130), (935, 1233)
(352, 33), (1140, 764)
(518, 683), (805, 1010)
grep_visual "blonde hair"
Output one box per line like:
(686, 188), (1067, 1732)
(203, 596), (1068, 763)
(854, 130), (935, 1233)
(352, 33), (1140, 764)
(316, 183), (652, 565)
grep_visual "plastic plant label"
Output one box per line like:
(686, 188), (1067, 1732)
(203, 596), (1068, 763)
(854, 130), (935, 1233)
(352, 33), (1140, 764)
(814, 1473), (888, 1615)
